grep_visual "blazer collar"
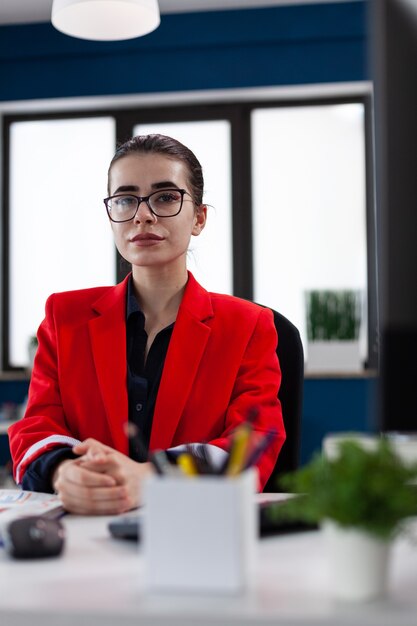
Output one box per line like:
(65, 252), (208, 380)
(150, 272), (214, 450)
(91, 274), (130, 315)
(88, 275), (130, 453)
(91, 271), (213, 320)
(178, 271), (214, 322)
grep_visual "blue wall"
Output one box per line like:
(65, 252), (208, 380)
(0, 1), (375, 469)
(0, 2), (368, 101)
(301, 377), (377, 463)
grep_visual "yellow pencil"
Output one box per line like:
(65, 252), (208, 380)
(177, 452), (199, 477)
(226, 423), (252, 476)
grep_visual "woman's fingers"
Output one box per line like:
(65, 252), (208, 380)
(63, 459), (117, 487)
(53, 443), (152, 514)
(79, 455), (126, 485)
(54, 460), (130, 515)
(59, 487), (130, 515)
(72, 438), (113, 457)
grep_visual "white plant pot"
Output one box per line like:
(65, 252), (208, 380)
(322, 520), (391, 602)
(306, 340), (362, 373)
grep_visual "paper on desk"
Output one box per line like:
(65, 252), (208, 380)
(0, 489), (63, 521)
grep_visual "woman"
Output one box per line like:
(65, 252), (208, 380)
(9, 134), (285, 514)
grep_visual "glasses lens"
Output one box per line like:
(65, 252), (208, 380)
(149, 189), (183, 216)
(106, 195), (138, 221)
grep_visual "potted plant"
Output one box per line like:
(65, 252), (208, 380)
(305, 289), (362, 372)
(272, 439), (417, 601)
(28, 335), (38, 369)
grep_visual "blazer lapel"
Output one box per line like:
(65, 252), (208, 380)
(88, 277), (129, 454)
(150, 273), (213, 450)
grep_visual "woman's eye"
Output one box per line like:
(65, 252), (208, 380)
(155, 192), (180, 203)
(114, 196), (136, 209)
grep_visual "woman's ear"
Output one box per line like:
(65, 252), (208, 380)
(192, 204), (207, 236)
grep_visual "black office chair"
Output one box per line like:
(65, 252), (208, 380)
(258, 306), (304, 492)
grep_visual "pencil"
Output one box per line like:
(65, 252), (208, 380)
(177, 452), (199, 477)
(226, 422), (252, 476)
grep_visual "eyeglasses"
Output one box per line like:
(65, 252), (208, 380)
(103, 188), (192, 222)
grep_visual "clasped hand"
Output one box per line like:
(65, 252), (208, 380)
(52, 438), (153, 515)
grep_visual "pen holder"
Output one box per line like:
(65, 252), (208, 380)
(143, 469), (257, 594)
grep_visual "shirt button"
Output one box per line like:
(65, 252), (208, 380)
(136, 403), (143, 412)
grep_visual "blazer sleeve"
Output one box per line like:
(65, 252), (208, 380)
(207, 307), (285, 491)
(8, 294), (81, 485)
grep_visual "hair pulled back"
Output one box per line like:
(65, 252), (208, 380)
(107, 134), (204, 205)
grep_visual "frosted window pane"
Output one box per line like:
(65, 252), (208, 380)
(252, 104), (368, 364)
(133, 121), (232, 295)
(10, 117), (116, 367)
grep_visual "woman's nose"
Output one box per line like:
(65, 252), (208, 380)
(133, 200), (157, 224)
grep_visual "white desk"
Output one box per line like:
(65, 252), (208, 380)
(0, 509), (416, 626)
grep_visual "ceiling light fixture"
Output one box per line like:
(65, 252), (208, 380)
(51, 0), (161, 41)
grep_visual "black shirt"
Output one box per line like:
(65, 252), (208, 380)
(125, 277), (173, 461)
(21, 276), (174, 492)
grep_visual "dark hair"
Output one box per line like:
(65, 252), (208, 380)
(107, 134), (204, 204)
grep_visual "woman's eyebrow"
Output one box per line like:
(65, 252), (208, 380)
(113, 181), (179, 194)
(152, 181), (179, 190)
(113, 185), (139, 194)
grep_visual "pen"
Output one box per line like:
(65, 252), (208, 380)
(217, 410), (258, 476)
(186, 444), (215, 475)
(243, 428), (278, 470)
(150, 449), (172, 476)
(124, 422), (168, 475)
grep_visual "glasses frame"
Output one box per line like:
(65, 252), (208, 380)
(103, 188), (193, 222)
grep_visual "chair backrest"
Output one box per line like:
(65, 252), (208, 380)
(259, 306), (304, 492)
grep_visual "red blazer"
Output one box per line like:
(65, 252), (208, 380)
(9, 272), (285, 490)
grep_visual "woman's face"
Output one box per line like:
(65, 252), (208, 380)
(108, 153), (206, 272)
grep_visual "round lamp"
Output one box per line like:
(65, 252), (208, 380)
(51, 0), (161, 41)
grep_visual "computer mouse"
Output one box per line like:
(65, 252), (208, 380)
(3, 516), (65, 559)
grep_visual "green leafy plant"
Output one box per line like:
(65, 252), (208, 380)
(27, 335), (38, 369)
(273, 440), (417, 540)
(306, 290), (361, 341)
(28, 335), (38, 348)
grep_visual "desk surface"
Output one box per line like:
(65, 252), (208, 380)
(0, 504), (417, 626)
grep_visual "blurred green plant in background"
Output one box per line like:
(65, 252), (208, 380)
(306, 290), (361, 341)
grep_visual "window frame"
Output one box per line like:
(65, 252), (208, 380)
(1, 93), (376, 372)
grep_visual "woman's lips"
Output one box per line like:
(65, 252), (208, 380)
(130, 233), (164, 246)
